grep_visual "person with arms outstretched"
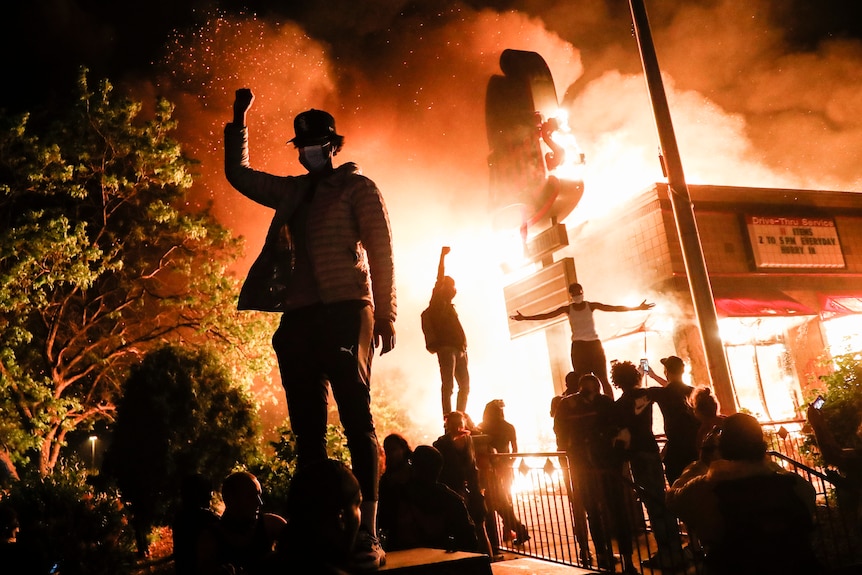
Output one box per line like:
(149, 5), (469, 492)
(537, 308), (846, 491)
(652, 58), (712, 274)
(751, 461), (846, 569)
(422, 246), (470, 416)
(510, 283), (653, 396)
(225, 88), (395, 571)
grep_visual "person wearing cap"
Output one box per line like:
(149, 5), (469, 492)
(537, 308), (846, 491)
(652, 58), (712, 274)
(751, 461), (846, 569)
(511, 283), (654, 397)
(667, 413), (821, 575)
(224, 88), (395, 571)
(642, 355), (701, 485)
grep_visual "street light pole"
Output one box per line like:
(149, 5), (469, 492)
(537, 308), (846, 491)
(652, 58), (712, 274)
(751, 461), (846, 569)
(628, 0), (735, 413)
(89, 435), (97, 470)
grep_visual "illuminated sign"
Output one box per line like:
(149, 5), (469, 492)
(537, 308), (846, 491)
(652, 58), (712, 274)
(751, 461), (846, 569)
(745, 215), (845, 269)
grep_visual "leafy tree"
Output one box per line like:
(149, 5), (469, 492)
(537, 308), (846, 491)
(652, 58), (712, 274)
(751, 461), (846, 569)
(808, 352), (862, 451)
(102, 344), (260, 556)
(3, 461), (137, 575)
(0, 69), (277, 476)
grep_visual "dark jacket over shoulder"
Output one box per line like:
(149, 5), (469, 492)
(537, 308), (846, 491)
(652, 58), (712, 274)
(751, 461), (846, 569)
(225, 123), (396, 322)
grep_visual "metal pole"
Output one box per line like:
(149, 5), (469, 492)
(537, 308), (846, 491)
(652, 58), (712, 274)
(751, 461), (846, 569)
(628, 0), (735, 413)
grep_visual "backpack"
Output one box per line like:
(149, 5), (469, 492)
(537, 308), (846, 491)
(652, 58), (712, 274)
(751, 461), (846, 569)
(420, 306), (436, 353)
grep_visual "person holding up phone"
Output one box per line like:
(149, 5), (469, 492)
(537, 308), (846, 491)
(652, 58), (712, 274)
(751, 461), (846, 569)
(642, 355), (700, 485)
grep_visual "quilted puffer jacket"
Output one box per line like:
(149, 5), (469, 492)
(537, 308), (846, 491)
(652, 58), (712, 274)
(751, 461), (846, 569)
(224, 123), (396, 322)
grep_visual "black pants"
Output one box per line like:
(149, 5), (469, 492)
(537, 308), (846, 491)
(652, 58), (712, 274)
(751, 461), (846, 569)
(570, 339), (610, 393)
(273, 301), (380, 501)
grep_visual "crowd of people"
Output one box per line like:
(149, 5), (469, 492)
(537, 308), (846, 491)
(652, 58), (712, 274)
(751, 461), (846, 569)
(215, 88), (822, 574)
(160, 360), (821, 575)
(550, 358), (822, 575)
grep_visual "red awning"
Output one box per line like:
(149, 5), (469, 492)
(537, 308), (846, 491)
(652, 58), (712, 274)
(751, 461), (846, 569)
(819, 294), (862, 315)
(713, 291), (816, 318)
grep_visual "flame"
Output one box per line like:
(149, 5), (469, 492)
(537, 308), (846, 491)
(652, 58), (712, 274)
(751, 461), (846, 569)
(546, 107), (586, 183)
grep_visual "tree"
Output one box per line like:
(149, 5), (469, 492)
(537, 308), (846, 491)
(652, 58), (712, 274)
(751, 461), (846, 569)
(0, 69), (277, 476)
(4, 462), (137, 575)
(102, 344), (260, 556)
(809, 352), (862, 451)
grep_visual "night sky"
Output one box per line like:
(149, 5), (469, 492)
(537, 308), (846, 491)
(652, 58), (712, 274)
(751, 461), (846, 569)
(4, 0), (862, 441)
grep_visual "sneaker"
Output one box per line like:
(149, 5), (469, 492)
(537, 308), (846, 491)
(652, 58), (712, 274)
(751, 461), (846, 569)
(352, 527), (386, 571)
(512, 533), (531, 546)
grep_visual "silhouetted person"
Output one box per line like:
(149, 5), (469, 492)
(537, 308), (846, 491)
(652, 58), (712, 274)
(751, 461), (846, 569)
(476, 400), (529, 546)
(377, 433), (413, 547)
(196, 471), (286, 575)
(550, 371), (592, 564)
(0, 502), (27, 571)
(226, 88), (395, 570)
(667, 413), (822, 575)
(550, 371), (579, 420)
(172, 473), (219, 575)
(556, 373), (631, 570)
(643, 355), (700, 485)
(385, 445), (478, 553)
(691, 386), (725, 453)
(611, 360), (686, 572)
(421, 246), (470, 416)
(511, 283), (653, 396)
(273, 459), (362, 575)
(433, 411), (493, 556)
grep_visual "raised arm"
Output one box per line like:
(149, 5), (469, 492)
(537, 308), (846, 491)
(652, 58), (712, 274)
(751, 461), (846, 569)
(510, 305), (569, 321)
(646, 368), (668, 386)
(436, 246), (451, 284)
(233, 88), (254, 126)
(591, 299), (654, 313)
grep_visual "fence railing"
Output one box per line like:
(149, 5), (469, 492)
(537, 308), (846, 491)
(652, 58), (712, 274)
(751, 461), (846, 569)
(484, 439), (862, 574)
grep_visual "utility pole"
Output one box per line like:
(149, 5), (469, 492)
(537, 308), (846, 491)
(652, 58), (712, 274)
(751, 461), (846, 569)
(628, 0), (735, 413)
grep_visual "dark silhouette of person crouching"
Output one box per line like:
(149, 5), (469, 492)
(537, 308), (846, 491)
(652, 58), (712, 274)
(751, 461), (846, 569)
(272, 458), (362, 574)
(384, 445), (478, 553)
(172, 473), (219, 575)
(667, 413), (823, 575)
(196, 471), (286, 575)
(433, 411), (493, 556)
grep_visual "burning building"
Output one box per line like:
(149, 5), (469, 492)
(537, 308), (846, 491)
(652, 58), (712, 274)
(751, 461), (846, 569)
(506, 182), (862, 423)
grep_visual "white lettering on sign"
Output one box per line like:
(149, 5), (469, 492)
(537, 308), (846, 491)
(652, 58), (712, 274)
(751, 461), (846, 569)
(745, 215), (844, 269)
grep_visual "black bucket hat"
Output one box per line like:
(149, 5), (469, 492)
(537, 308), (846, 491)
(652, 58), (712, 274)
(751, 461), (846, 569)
(289, 109), (340, 147)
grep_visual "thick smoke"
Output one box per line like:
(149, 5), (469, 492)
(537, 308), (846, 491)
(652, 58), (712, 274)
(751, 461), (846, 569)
(137, 0), (862, 445)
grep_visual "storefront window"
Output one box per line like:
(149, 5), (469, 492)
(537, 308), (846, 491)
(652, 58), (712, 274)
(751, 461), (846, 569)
(822, 314), (862, 357)
(720, 317), (805, 422)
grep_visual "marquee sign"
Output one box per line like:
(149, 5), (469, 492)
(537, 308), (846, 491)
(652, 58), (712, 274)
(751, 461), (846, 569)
(745, 215), (845, 269)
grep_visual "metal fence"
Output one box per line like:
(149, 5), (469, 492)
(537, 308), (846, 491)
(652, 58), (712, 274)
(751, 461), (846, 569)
(485, 433), (862, 574)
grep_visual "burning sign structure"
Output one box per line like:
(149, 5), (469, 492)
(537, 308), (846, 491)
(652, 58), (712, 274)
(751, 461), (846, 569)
(485, 49), (585, 241)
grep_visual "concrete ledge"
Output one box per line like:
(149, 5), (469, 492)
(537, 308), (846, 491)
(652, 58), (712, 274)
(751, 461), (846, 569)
(490, 557), (594, 574)
(380, 548), (492, 574)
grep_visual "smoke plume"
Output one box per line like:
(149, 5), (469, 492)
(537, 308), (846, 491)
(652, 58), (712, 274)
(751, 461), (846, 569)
(129, 0), (862, 445)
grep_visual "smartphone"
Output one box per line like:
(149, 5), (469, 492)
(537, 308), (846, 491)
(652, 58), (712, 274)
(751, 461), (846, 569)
(640, 358), (649, 373)
(813, 395), (825, 410)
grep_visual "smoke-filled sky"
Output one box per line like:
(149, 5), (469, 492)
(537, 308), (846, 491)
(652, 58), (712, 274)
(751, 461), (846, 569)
(4, 0), (862, 445)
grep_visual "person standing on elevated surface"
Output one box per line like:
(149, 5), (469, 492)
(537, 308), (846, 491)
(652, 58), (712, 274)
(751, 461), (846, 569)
(511, 283), (653, 396)
(225, 88), (396, 571)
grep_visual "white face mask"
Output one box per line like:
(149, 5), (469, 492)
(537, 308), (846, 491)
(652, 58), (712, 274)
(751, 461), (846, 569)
(571, 295), (584, 304)
(299, 144), (331, 172)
